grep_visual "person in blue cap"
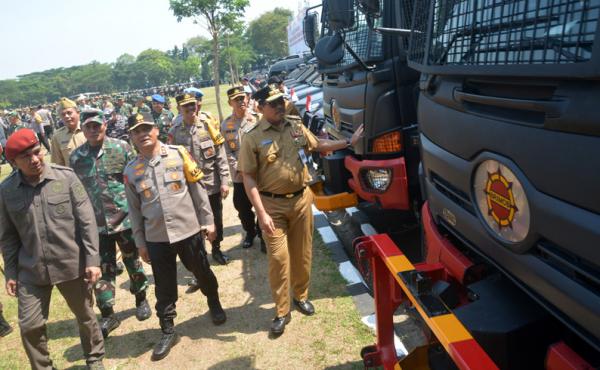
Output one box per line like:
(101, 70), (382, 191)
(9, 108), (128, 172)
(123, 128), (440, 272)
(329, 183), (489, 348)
(151, 94), (174, 143)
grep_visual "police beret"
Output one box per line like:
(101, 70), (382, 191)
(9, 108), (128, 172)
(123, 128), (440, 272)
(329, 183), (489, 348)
(127, 112), (154, 131)
(176, 93), (197, 106)
(227, 86), (246, 100)
(252, 85), (284, 104)
(151, 94), (165, 104)
(183, 87), (204, 98)
(5, 128), (39, 161)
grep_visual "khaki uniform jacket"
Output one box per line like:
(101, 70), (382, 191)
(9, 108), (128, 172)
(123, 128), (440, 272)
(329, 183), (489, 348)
(0, 164), (100, 285)
(221, 111), (259, 183)
(51, 125), (86, 167)
(169, 113), (230, 195)
(238, 116), (319, 194)
(123, 143), (214, 247)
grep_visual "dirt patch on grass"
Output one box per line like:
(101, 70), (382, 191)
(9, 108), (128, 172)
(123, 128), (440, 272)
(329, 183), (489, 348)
(0, 195), (373, 369)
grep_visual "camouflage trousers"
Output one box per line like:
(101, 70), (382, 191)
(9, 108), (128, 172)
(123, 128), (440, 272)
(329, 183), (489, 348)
(95, 229), (149, 311)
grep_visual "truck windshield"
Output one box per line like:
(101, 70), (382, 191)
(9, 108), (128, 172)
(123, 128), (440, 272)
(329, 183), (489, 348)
(411, 0), (599, 66)
(320, 0), (385, 72)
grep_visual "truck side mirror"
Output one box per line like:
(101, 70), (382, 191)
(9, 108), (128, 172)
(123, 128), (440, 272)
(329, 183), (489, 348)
(327, 0), (355, 31)
(303, 12), (319, 51)
(314, 33), (345, 66)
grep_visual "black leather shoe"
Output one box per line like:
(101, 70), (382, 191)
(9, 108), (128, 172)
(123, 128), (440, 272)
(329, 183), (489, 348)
(207, 297), (226, 325)
(212, 249), (230, 265)
(135, 299), (152, 321)
(293, 299), (315, 316)
(100, 315), (121, 338)
(270, 313), (291, 336)
(260, 238), (267, 254)
(242, 234), (255, 248)
(151, 332), (180, 361)
(0, 312), (13, 337)
(186, 278), (201, 294)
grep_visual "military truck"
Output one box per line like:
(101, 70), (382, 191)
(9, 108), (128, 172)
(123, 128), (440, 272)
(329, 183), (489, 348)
(353, 0), (600, 368)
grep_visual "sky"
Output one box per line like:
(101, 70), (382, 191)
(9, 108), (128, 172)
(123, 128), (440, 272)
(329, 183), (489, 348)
(0, 0), (312, 80)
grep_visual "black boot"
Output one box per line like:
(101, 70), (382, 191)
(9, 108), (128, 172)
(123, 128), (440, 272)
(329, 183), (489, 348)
(116, 261), (125, 276)
(212, 244), (230, 265)
(242, 233), (255, 248)
(135, 292), (152, 321)
(152, 319), (179, 361)
(0, 311), (13, 337)
(99, 307), (120, 338)
(207, 296), (226, 325)
(185, 278), (201, 294)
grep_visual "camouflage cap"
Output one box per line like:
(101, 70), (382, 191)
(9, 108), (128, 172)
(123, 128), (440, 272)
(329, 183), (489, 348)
(81, 108), (105, 127)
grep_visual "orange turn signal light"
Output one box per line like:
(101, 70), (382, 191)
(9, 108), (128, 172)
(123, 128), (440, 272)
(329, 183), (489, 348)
(372, 131), (402, 153)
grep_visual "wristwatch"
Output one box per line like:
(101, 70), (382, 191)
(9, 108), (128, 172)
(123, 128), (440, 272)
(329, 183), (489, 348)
(345, 137), (352, 148)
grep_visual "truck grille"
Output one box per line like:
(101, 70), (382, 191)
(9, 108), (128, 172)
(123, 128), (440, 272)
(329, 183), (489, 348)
(535, 240), (600, 296)
(431, 171), (475, 215)
(410, 0), (600, 66)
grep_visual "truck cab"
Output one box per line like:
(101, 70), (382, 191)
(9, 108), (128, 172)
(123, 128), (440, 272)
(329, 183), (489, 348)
(406, 0), (600, 367)
(305, 0), (422, 229)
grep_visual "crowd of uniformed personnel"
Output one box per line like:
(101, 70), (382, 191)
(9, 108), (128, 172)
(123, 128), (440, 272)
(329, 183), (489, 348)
(0, 82), (363, 370)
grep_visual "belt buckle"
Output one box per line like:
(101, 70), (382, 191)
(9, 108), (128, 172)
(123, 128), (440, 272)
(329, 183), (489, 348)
(285, 193), (294, 199)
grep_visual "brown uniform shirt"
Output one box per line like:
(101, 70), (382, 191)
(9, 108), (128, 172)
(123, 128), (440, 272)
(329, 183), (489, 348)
(238, 116), (319, 194)
(169, 113), (230, 195)
(51, 125), (86, 167)
(0, 164), (99, 285)
(221, 111), (259, 183)
(123, 143), (214, 247)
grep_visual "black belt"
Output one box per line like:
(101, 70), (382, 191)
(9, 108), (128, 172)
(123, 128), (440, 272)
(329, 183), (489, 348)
(260, 188), (305, 199)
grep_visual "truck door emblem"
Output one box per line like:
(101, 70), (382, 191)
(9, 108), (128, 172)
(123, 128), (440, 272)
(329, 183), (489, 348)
(330, 98), (341, 131)
(473, 160), (530, 243)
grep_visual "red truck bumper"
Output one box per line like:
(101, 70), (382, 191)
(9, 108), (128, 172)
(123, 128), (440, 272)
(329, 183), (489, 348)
(345, 155), (410, 210)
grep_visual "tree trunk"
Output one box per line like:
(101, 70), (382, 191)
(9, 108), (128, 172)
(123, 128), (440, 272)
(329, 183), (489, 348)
(226, 35), (237, 85)
(212, 32), (224, 122)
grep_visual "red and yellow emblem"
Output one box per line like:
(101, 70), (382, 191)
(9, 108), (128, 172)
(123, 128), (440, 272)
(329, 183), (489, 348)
(484, 169), (518, 229)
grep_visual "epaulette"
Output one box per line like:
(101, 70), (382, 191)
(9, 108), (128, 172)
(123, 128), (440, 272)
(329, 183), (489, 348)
(285, 115), (302, 121)
(243, 124), (258, 134)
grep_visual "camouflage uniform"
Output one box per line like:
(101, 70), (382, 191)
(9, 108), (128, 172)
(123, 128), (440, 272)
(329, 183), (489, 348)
(133, 104), (151, 114)
(114, 103), (133, 117)
(6, 122), (26, 137)
(152, 109), (174, 143)
(105, 113), (129, 141)
(70, 137), (149, 314)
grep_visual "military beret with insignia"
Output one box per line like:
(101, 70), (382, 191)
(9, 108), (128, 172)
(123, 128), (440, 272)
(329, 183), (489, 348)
(5, 128), (39, 161)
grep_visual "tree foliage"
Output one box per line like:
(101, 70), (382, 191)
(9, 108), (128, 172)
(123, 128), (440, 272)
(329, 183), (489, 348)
(170, 0), (249, 121)
(247, 7), (293, 67)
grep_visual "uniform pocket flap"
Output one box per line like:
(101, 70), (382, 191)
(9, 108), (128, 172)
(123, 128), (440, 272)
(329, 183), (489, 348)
(47, 194), (70, 205)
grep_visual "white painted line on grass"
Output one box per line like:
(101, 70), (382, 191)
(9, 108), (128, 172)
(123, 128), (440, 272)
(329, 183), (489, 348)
(339, 261), (365, 286)
(317, 226), (338, 244)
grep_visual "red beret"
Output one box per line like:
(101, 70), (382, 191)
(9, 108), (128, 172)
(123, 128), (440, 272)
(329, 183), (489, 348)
(5, 129), (39, 161)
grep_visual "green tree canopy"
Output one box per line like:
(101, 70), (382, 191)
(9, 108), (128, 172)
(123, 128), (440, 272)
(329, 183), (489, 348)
(247, 7), (293, 67)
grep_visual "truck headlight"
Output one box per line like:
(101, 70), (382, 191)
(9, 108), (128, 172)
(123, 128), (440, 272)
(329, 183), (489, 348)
(362, 168), (392, 192)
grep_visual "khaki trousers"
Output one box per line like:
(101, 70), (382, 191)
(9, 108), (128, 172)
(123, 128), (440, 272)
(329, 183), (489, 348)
(18, 276), (105, 370)
(261, 188), (314, 317)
